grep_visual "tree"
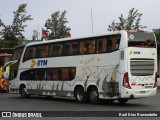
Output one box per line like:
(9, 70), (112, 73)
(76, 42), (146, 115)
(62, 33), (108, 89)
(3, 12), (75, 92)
(108, 8), (146, 31)
(44, 11), (70, 40)
(153, 28), (160, 43)
(0, 3), (32, 48)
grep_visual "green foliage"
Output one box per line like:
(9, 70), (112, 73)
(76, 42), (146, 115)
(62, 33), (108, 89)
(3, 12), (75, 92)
(108, 8), (146, 31)
(44, 11), (70, 40)
(153, 28), (160, 42)
(0, 3), (32, 48)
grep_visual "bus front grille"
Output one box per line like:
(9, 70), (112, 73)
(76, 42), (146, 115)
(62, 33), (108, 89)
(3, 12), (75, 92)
(130, 59), (154, 76)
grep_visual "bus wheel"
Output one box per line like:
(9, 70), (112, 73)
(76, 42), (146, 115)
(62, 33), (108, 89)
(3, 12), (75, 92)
(88, 87), (99, 104)
(74, 87), (87, 103)
(20, 86), (30, 98)
(118, 99), (128, 104)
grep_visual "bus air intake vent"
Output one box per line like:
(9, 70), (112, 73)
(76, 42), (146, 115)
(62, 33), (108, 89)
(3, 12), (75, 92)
(130, 59), (154, 76)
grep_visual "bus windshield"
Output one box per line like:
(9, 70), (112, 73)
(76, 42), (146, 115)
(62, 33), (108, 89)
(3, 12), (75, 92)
(128, 32), (156, 48)
(12, 46), (25, 61)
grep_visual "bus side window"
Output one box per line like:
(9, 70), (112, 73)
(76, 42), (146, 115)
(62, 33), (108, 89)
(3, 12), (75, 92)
(61, 68), (70, 80)
(108, 38), (112, 52)
(70, 67), (76, 80)
(36, 45), (49, 58)
(40, 45), (49, 58)
(50, 44), (62, 57)
(52, 69), (59, 80)
(108, 35), (120, 52)
(35, 69), (45, 80)
(85, 40), (90, 54)
(49, 44), (54, 57)
(97, 37), (107, 53)
(89, 39), (96, 54)
(72, 41), (78, 55)
(79, 41), (85, 55)
(112, 37), (117, 51)
(68, 42), (73, 55)
(59, 44), (63, 56)
(20, 69), (36, 80)
(46, 69), (52, 80)
(36, 46), (41, 58)
(24, 46), (36, 61)
(63, 42), (70, 56)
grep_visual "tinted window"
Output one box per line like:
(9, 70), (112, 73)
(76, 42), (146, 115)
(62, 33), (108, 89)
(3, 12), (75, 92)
(62, 42), (70, 56)
(108, 35), (120, 52)
(72, 41), (78, 55)
(128, 32), (156, 48)
(24, 46), (36, 61)
(97, 37), (107, 53)
(20, 69), (36, 80)
(89, 39), (96, 54)
(36, 45), (49, 58)
(20, 67), (76, 81)
(35, 69), (45, 80)
(79, 41), (85, 55)
(12, 47), (24, 60)
(50, 43), (62, 57)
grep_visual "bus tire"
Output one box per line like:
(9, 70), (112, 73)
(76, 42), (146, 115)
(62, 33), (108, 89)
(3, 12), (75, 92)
(88, 87), (99, 104)
(118, 99), (128, 104)
(74, 86), (87, 103)
(20, 86), (30, 98)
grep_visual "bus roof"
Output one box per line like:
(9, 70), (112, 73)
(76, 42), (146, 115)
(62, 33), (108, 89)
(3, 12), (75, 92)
(16, 30), (153, 48)
(25, 31), (122, 47)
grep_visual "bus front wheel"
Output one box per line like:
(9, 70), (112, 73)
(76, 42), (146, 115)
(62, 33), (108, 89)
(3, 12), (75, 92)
(20, 86), (30, 98)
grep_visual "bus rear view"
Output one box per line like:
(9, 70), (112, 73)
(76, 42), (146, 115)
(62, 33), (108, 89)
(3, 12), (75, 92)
(121, 31), (157, 100)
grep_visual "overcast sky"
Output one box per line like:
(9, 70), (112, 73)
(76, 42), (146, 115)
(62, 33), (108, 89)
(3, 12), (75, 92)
(0, 0), (160, 40)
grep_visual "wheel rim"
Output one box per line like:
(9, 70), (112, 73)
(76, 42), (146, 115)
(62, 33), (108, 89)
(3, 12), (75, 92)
(90, 90), (98, 101)
(77, 91), (83, 101)
(21, 87), (27, 97)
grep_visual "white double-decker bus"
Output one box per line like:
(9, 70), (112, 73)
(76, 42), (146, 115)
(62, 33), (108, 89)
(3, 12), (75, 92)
(9, 30), (157, 104)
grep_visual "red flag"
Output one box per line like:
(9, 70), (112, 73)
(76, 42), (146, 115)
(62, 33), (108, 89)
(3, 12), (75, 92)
(67, 30), (71, 37)
(42, 28), (48, 37)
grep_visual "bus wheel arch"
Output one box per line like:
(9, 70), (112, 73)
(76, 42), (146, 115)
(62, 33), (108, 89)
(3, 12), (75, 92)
(87, 85), (99, 104)
(19, 84), (30, 98)
(74, 85), (87, 103)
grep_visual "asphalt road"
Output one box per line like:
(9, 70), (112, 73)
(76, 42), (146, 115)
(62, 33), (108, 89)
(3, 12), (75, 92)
(0, 89), (160, 120)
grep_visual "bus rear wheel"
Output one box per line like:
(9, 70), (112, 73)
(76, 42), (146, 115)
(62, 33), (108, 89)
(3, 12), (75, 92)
(88, 87), (99, 104)
(20, 86), (30, 98)
(74, 87), (87, 103)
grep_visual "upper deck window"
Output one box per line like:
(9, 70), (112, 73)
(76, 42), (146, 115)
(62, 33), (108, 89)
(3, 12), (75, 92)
(24, 46), (36, 61)
(36, 45), (49, 58)
(108, 35), (120, 52)
(128, 32), (156, 48)
(50, 43), (62, 57)
(12, 47), (24, 61)
(97, 37), (107, 53)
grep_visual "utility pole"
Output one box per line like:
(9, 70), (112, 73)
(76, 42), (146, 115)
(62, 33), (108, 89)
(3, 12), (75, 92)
(91, 8), (94, 34)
